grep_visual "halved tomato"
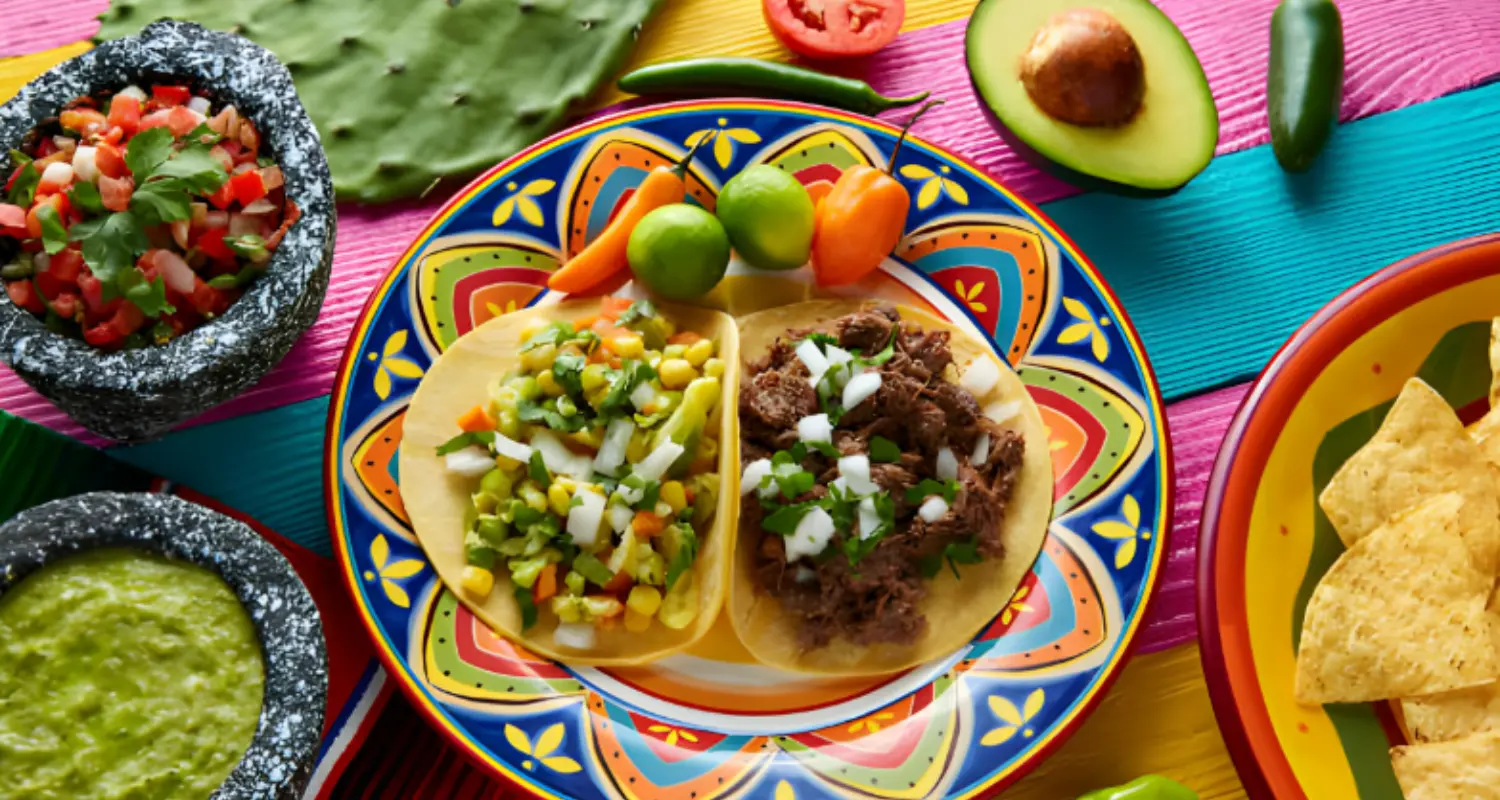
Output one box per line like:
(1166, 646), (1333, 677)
(762, 0), (905, 59)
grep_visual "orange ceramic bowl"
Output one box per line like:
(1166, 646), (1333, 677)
(1198, 233), (1500, 798)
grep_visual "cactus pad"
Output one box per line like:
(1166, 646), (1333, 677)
(96, 0), (665, 203)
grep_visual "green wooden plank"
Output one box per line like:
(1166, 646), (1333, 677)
(0, 412), (150, 523)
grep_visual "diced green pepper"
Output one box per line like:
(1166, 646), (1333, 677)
(650, 377), (720, 478)
(464, 530), (497, 570)
(1077, 776), (1198, 800)
(564, 570), (587, 596)
(507, 556), (550, 589)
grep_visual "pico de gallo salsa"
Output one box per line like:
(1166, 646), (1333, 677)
(0, 82), (297, 350)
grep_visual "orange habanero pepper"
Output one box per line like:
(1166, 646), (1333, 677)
(811, 101), (941, 287)
(547, 132), (715, 295)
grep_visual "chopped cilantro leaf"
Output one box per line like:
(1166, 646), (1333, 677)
(917, 535), (984, 579)
(528, 451), (551, 487)
(869, 436), (901, 463)
(514, 586), (538, 629)
(905, 478), (960, 506)
(5, 163), (38, 207)
(34, 204), (68, 254)
(805, 440), (839, 458)
(761, 501), (818, 536)
(516, 397), (588, 432)
(519, 321), (582, 352)
(129, 178), (195, 226)
(435, 430), (495, 456)
(71, 210), (148, 289)
(151, 146), (229, 194)
(68, 181), (104, 215)
(118, 271), (175, 318)
(7, 149), (30, 168)
(805, 332), (840, 348)
(615, 299), (657, 326)
(774, 469), (815, 500)
(184, 123), (223, 146)
(665, 525), (698, 589)
(123, 127), (174, 180)
(600, 359), (656, 414)
(551, 352), (586, 396)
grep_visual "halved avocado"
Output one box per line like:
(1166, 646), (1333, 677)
(966, 0), (1219, 196)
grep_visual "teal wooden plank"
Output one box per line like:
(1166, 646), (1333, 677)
(110, 399), (334, 557)
(1043, 81), (1500, 399)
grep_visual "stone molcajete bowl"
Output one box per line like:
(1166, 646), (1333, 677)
(0, 492), (328, 798)
(0, 20), (334, 442)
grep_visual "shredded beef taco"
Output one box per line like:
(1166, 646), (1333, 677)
(729, 300), (1052, 675)
(400, 297), (739, 666)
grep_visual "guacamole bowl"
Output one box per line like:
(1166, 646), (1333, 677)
(0, 20), (334, 442)
(0, 492), (327, 798)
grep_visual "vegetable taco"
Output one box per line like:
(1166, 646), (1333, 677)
(730, 300), (1052, 675)
(400, 297), (739, 665)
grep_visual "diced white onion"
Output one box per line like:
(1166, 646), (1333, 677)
(118, 85), (147, 102)
(52, 136), (76, 153)
(842, 371), (882, 410)
(33, 252), (49, 272)
(825, 345), (853, 366)
(227, 212), (261, 237)
(490, 432), (533, 463)
(241, 198), (277, 215)
(829, 476), (849, 496)
(634, 441), (685, 482)
(607, 504), (635, 534)
(71, 146), (98, 182)
(654, 501), (674, 518)
(592, 418), (635, 476)
(40, 161), (72, 188)
(566, 489), (605, 547)
(204, 210), (230, 230)
(858, 497), (882, 540)
(186, 96), (212, 115)
(553, 623), (596, 650)
(796, 338), (830, 383)
(618, 483), (645, 506)
(971, 432), (991, 466)
(444, 447), (494, 478)
(918, 496), (950, 523)
(740, 458), (771, 495)
(259, 165), (284, 190)
(152, 249), (196, 294)
(785, 507), (835, 562)
(961, 357), (1002, 398)
(936, 447), (959, 481)
(531, 430), (593, 479)
(797, 413), (832, 444)
(169, 219), (190, 250)
(629, 382), (656, 411)
(984, 400), (1022, 425)
(838, 454), (878, 495)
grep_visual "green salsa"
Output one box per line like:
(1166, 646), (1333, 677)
(0, 549), (265, 799)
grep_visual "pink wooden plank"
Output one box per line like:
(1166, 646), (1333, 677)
(0, 0), (105, 57)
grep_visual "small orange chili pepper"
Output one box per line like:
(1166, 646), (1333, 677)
(810, 101), (942, 287)
(457, 404), (496, 433)
(547, 133), (715, 294)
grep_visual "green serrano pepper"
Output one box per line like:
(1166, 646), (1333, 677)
(617, 58), (930, 115)
(1267, 0), (1345, 172)
(1077, 775), (1199, 800)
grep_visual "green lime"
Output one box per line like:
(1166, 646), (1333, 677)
(716, 165), (815, 271)
(627, 204), (731, 300)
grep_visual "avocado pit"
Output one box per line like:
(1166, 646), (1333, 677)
(1018, 7), (1145, 127)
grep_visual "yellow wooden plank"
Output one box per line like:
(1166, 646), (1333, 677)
(598, 0), (978, 106)
(1004, 644), (1248, 800)
(0, 42), (91, 106)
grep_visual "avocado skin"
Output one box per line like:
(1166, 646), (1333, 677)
(1268, 0), (1344, 173)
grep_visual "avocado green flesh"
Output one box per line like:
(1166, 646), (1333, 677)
(967, 0), (1219, 192)
(0, 549), (264, 799)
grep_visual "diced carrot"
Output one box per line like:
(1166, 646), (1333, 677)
(457, 404), (496, 433)
(667, 331), (702, 346)
(532, 564), (558, 604)
(684, 487), (696, 504)
(573, 314), (599, 330)
(600, 296), (632, 320)
(632, 511), (665, 538)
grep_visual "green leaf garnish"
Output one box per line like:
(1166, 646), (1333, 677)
(129, 179), (195, 226)
(71, 210), (147, 290)
(151, 146), (229, 194)
(517, 397), (589, 432)
(551, 352), (586, 396)
(761, 501), (818, 536)
(905, 478), (960, 506)
(615, 299), (657, 326)
(573, 552), (615, 587)
(599, 359), (656, 414)
(514, 585), (538, 630)
(116, 270), (175, 317)
(918, 535), (983, 579)
(5, 163), (38, 208)
(124, 127), (174, 180)
(868, 436), (901, 463)
(528, 451), (551, 488)
(435, 430), (495, 456)
(805, 332), (839, 349)
(184, 122), (224, 145)
(68, 181), (104, 215)
(35, 204), (68, 255)
(664, 524), (698, 590)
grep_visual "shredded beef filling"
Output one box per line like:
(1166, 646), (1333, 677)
(741, 306), (1026, 650)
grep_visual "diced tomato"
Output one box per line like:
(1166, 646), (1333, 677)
(5, 280), (45, 314)
(602, 569), (634, 596)
(187, 278), (231, 317)
(238, 119), (260, 153)
(77, 270), (103, 309)
(0, 203), (26, 237)
(94, 143), (127, 178)
(106, 94), (141, 135)
(137, 109), (173, 132)
(99, 175), (133, 212)
(228, 171), (268, 206)
(35, 165), (72, 197)
(101, 126), (124, 146)
(208, 146), (234, 171)
(33, 269), (62, 301)
(151, 85), (192, 107)
(195, 227), (235, 262)
(165, 106), (201, 137)
(59, 108), (107, 137)
(49, 292), (80, 320)
(47, 248), (83, 284)
(264, 198), (300, 250)
(206, 180), (236, 210)
(83, 302), (145, 349)
(34, 138), (57, 159)
(25, 194), (68, 238)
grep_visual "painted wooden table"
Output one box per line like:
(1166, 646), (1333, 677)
(5, 1), (1500, 796)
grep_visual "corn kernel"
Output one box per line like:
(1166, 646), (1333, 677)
(536, 370), (564, 397)
(626, 432), (649, 464)
(660, 481), (687, 513)
(702, 357), (725, 379)
(460, 566), (495, 597)
(519, 343), (556, 373)
(627, 584), (663, 616)
(663, 344), (687, 359)
(657, 574), (699, 630)
(623, 607), (652, 633)
(555, 477), (577, 491)
(696, 437), (719, 463)
(612, 334), (645, 359)
(548, 484), (571, 517)
(685, 338), (714, 367)
(520, 483), (548, 513)
(497, 410), (522, 440)
(569, 428), (604, 449)
(496, 455), (524, 473)
(581, 363), (609, 391)
(659, 359), (696, 389)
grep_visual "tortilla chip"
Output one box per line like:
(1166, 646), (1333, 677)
(1470, 405), (1500, 464)
(1318, 378), (1500, 573)
(1392, 729), (1500, 799)
(1490, 318), (1500, 408)
(1295, 493), (1498, 704)
(1402, 584), (1500, 743)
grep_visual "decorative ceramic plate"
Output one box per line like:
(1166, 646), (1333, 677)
(1198, 234), (1500, 799)
(325, 100), (1170, 799)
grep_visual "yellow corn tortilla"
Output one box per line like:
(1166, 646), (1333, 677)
(1490, 318), (1500, 408)
(727, 300), (1054, 676)
(399, 300), (741, 666)
(1392, 729), (1500, 799)
(1319, 378), (1500, 574)
(1402, 584), (1500, 744)
(1295, 493), (1498, 704)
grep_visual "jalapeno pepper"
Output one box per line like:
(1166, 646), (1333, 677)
(617, 58), (929, 115)
(1267, 0), (1344, 172)
(1077, 775), (1198, 800)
